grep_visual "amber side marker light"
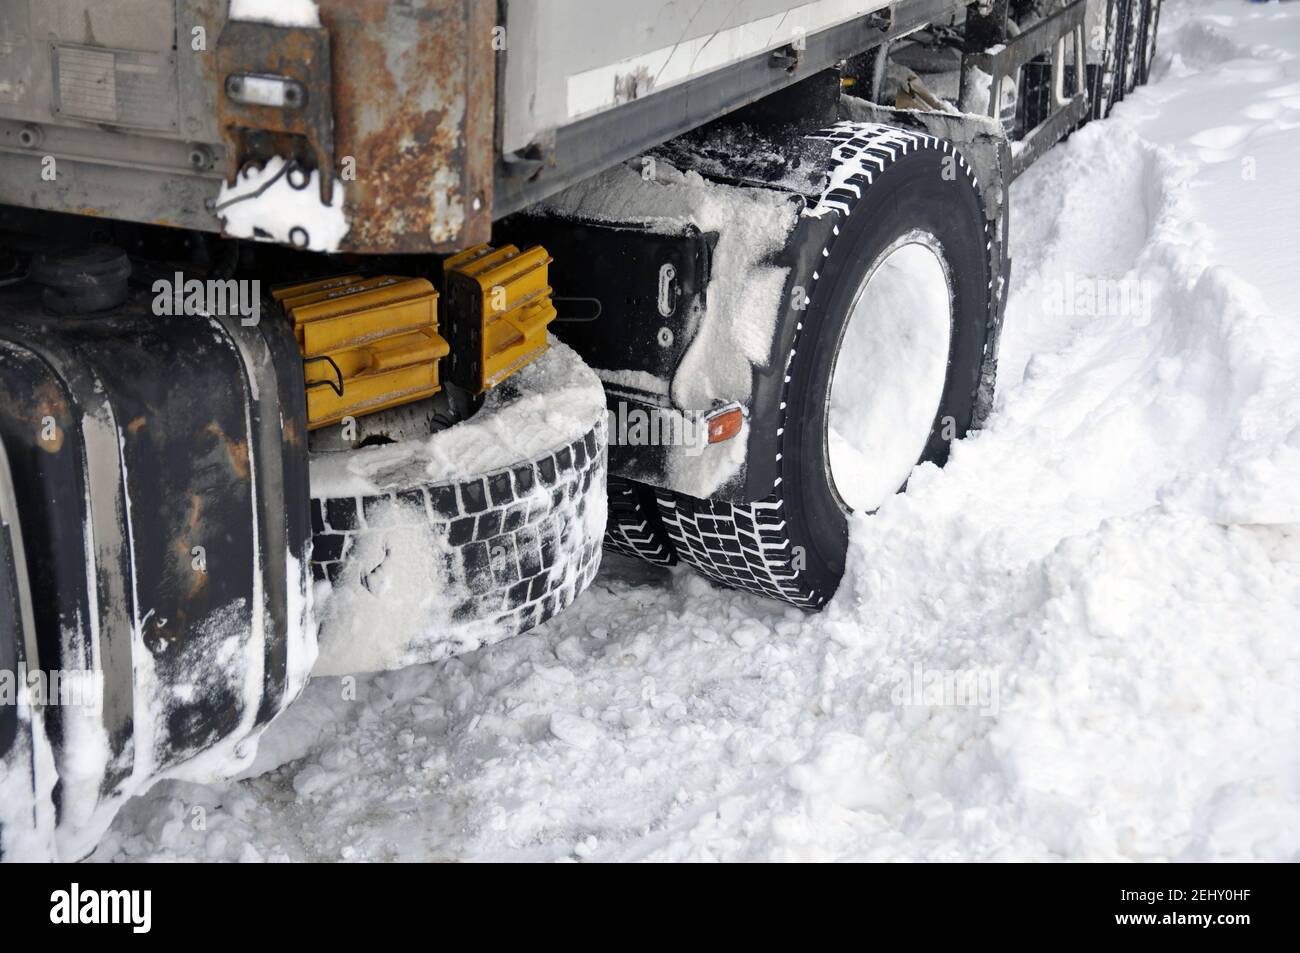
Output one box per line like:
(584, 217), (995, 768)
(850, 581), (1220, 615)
(706, 405), (745, 444)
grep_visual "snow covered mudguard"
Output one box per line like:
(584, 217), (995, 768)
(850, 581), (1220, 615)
(0, 289), (315, 859)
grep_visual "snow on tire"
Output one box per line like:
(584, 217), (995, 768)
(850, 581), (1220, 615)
(307, 339), (608, 674)
(1115, 0), (1157, 100)
(658, 124), (994, 610)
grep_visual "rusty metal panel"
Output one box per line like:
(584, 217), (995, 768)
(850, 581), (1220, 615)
(317, 0), (495, 254)
(0, 0), (494, 256)
(215, 20), (336, 204)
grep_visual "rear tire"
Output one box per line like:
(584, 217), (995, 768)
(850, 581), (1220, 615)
(1115, 0), (1155, 103)
(1135, 0), (1162, 87)
(605, 476), (676, 565)
(310, 424), (605, 635)
(1090, 0), (1124, 119)
(658, 125), (994, 609)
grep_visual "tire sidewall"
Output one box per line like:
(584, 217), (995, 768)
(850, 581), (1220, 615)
(780, 147), (991, 588)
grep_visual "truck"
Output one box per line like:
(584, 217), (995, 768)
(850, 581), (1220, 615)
(0, 0), (1162, 860)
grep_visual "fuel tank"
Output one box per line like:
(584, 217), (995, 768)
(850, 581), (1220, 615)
(0, 278), (315, 859)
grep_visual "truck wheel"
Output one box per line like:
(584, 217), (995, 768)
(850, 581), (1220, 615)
(308, 341), (607, 673)
(1135, 0), (1161, 87)
(1090, 0), (1124, 119)
(1118, 0), (1146, 98)
(605, 476), (676, 565)
(658, 125), (992, 609)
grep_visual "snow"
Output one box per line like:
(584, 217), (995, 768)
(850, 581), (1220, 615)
(536, 162), (796, 496)
(216, 157), (347, 253)
(827, 234), (954, 512)
(92, 0), (1300, 862)
(0, 681), (56, 861)
(593, 367), (669, 396)
(308, 339), (607, 676)
(535, 160), (799, 411)
(228, 0), (321, 29)
(309, 337), (606, 499)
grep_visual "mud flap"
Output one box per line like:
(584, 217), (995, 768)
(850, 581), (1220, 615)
(0, 291), (314, 858)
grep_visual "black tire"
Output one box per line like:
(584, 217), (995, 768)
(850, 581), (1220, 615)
(1135, 0), (1162, 87)
(1090, 0), (1124, 119)
(604, 475), (676, 565)
(309, 347), (607, 657)
(658, 124), (993, 609)
(1117, 0), (1146, 100)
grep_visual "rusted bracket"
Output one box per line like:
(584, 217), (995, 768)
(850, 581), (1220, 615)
(216, 20), (335, 205)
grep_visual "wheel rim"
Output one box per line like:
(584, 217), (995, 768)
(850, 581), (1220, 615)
(825, 233), (953, 514)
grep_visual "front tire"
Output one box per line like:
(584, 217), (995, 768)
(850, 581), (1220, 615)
(658, 124), (994, 609)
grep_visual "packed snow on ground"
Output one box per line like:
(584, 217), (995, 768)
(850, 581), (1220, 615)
(93, 0), (1300, 862)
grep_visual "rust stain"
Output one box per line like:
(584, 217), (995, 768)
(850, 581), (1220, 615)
(315, 0), (494, 253)
(174, 493), (209, 600)
(127, 415), (146, 434)
(21, 379), (70, 454)
(216, 22), (336, 204)
(210, 0), (494, 253)
(205, 421), (250, 480)
(281, 414), (302, 448)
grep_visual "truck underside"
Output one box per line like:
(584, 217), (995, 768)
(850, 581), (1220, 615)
(0, 0), (1163, 859)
